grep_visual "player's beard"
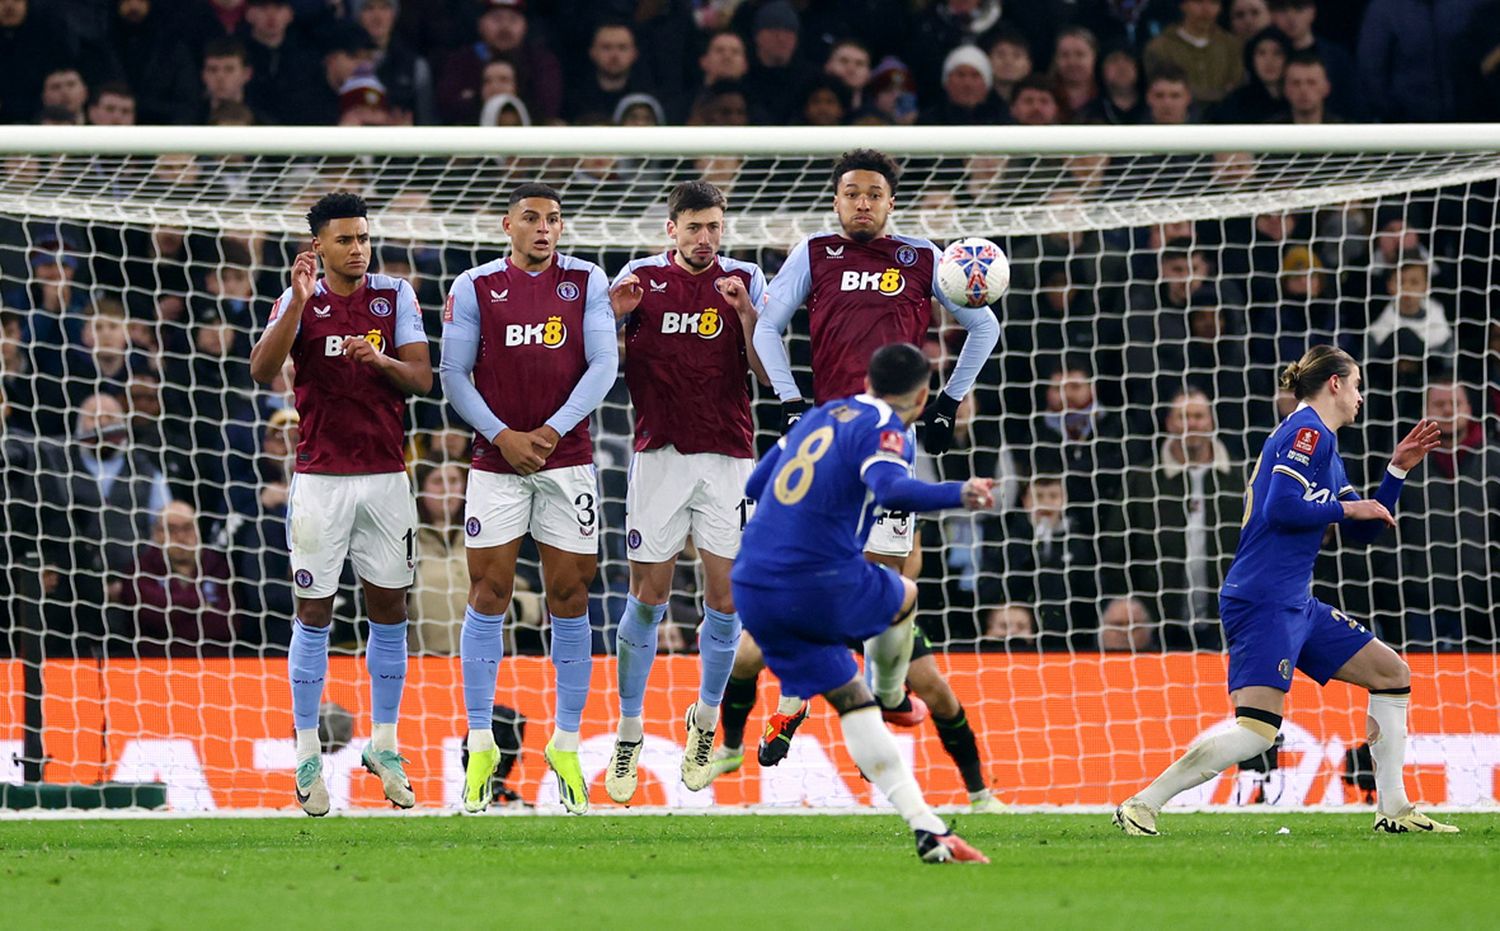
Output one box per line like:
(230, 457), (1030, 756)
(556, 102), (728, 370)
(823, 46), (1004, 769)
(848, 228), (877, 243)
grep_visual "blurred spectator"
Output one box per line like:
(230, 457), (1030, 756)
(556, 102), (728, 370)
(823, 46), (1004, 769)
(921, 44), (1008, 125)
(697, 30), (748, 88)
(225, 407), (302, 649)
(743, 1), (819, 124)
(70, 392), (172, 572)
(1279, 51), (1337, 122)
(1365, 251), (1455, 429)
(1077, 42), (1147, 124)
(979, 603), (1037, 651)
(1126, 240), (1211, 409)
(0, 0), (75, 124)
(984, 25), (1032, 105)
(978, 476), (1099, 651)
(437, 0), (562, 125)
(1144, 63), (1195, 124)
(1211, 25), (1290, 122)
(1028, 360), (1129, 537)
(797, 76), (851, 125)
(40, 66), (89, 124)
(1357, 0), (1484, 123)
(613, 92), (665, 126)
(1050, 27), (1099, 118)
(1009, 74), (1061, 125)
(688, 79), (750, 126)
(9, 235), (91, 358)
(909, 0), (1005, 105)
(479, 92), (531, 126)
(1265, 245), (1341, 363)
(824, 37), (872, 113)
(87, 83), (137, 125)
(1268, 0), (1358, 118)
(1227, 0), (1272, 40)
(310, 22), (382, 125)
(1456, 0), (1500, 119)
(96, 0), (198, 125)
(199, 38), (268, 125)
(1144, 0), (1244, 105)
(355, 0), (435, 124)
(1, 310), (36, 434)
(1108, 390), (1242, 650)
(125, 371), (195, 505)
(114, 500), (236, 657)
(338, 67), (410, 126)
(1388, 381), (1500, 648)
(1097, 597), (1158, 651)
(566, 21), (656, 123)
(408, 461), (467, 654)
(866, 56), (918, 124)
(242, 0), (323, 124)
(65, 298), (156, 407)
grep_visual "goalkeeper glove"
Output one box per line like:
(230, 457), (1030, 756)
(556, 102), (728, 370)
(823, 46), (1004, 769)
(921, 391), (961, 455)
(781, 398), (809, 434)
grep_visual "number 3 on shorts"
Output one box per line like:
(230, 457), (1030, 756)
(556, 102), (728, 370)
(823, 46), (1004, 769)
(574, 492), (597, 532)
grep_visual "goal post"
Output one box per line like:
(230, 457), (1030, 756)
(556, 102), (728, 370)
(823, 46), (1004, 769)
(2, 125), (1497, 812)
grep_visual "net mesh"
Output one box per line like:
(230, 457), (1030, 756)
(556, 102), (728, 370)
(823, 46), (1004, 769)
(2, 142), (1499, 810)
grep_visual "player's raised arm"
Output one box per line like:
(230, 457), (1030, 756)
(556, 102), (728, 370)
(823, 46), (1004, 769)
(439, 272), (508, 443)
(922, 245), (1000, 454)
(1339, 417), (1441, 544)
(341, 278), (432, 395)
(542, 265), (620, 440)
(716, 267), (771, 386)
(609, 265), (644, 322)
(250, 251), (316, 385)
(754, 237), (813, 420)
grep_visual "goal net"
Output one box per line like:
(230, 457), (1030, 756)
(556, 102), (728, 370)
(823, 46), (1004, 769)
(2, 126), (1498, 813)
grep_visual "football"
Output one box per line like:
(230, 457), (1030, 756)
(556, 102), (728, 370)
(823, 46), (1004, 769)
(937, 237), (1010, 308)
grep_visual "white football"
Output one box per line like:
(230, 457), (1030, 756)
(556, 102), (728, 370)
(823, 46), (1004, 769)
(937, 237), (1010, 308)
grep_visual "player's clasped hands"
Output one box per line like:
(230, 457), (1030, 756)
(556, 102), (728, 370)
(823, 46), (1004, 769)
(960, 477), (995, 511)
(610, 274), (644, 319)
(340, 335), (382, 365)
(495, 427), (556, 475)
(1391, 418), (1443, 471)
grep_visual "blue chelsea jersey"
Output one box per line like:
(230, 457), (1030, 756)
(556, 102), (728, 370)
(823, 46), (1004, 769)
(736, 394), (914, 577)
(1221, 406), (1354, 606)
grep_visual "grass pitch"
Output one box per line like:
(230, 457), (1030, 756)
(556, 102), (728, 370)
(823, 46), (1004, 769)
(3, 812), (1495, 929)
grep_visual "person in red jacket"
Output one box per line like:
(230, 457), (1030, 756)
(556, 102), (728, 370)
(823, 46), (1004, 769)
(115, 500), (236, 657)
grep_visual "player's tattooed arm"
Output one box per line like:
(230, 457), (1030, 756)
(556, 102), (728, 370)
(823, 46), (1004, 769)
(250, 251), (315, 385)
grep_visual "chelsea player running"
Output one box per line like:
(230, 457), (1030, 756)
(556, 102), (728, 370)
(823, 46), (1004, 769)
(1116, 346), (1457, 835)
(732, 344), (994, 864)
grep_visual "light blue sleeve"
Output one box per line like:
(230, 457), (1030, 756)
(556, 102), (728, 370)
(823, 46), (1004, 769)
(747, 263), (767, 309)
(267, 286), (299, 338)
(393, 279), (427, 348)
(439, 272), (507, 442)
(927, 243), (999, 402)
(545, 265), (620, 436)
(753, 238), (812, 401)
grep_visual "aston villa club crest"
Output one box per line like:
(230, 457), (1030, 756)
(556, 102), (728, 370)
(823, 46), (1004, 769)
(556, 281), (580, 302)
(369, 297), (392, 317)
(895, 244), (918, 267)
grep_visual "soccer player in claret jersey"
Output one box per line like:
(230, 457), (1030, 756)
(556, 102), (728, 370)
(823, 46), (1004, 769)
(1116, 345), (1458, 836)
(711, 149), (1006, 811)
(733, 343), (993, 863)
(440, 183), (622, 815)
(602, 181), (772, 803)
(248, 192), (433, 816)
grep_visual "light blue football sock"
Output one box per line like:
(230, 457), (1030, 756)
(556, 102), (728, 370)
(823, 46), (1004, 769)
(288, 618), (330, 731)
(365, 619), (408, 726)
(616, 596), (668, 719)
(551, 613), (594, 734)
(698, 607), (742, 711)
(460, 606), (505, 731)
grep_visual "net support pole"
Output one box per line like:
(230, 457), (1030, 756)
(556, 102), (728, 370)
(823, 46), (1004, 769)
(14, 558), (44, 783)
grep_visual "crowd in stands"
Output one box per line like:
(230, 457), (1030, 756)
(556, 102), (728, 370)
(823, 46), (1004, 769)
(1, 0), (1498, 660)
(5, 0), (1500, 130)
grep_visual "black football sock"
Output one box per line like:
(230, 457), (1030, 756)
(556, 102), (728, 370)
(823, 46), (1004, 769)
(934, 705), (986, 794)
(719, 674), (759, 751)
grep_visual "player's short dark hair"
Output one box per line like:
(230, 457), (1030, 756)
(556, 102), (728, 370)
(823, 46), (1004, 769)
(668, 181), (727, 220)
(306, 192), (368, 237)
(508, 183), (563, 210)
(832, 148), (900, 194)
(1280, 344), (1355, 399)
(868, 343), (929, 397)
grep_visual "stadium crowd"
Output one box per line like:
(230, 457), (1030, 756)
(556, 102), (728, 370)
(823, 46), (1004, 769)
(1, 0), (1498, 661)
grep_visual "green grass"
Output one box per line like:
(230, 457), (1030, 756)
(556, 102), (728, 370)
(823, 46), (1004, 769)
(3, 813), (1496, 929)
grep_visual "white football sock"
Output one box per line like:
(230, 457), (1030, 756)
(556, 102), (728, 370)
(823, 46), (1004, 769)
(776, 694), (805, 715)
(370, 722), (397, 753)
(840, 706), (947, 835)
(295, 728), (321, 764)
(552, 729), (580, 752)
(1136, 718), (1277, 810)
(865, 615), (915, 708)
(617, 715), (644, 743)
(467, 729), (496, 753)
(692, 702), (718, 732)
(1369, 691), (1412, 815)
